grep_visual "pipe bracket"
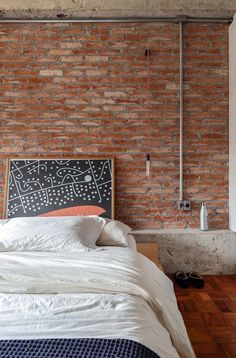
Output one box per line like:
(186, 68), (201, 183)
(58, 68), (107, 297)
(176, 15), (188, 23)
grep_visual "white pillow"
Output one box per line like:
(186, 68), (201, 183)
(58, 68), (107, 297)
(126, 235), (137, 251)
(96, 219), (134, 247)
(0, 216), (106, 252)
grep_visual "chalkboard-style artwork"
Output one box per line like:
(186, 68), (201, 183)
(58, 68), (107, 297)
(6, 159), (114, 219)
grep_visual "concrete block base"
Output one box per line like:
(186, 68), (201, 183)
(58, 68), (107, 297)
(132, 229), (236, 274)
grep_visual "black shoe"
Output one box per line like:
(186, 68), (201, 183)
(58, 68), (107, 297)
(187, 272), (204, 289)
(174, 271), (190, 289)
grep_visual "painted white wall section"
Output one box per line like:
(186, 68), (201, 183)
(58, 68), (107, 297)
(229, 14), (236, 232)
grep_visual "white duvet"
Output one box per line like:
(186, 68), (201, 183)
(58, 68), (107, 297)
(0, 248), (195, 358)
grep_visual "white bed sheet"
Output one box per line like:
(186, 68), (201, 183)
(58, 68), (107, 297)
(0, 247), (195, 358)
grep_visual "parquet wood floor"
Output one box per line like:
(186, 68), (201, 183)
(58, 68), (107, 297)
(174, 275), (236, 357)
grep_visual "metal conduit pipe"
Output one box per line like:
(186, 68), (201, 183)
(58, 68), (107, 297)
(0, 16), (233, 23)
(179, 20), (184, 204)
(176, 16), (190, 211)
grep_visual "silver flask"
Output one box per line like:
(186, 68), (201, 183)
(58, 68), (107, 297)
(200, 203), (208, 231)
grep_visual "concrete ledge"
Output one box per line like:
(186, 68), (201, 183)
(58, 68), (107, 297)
(132, 229), (233, 235)
(0, 0), (235, 18)
(131, 229), (236, 275)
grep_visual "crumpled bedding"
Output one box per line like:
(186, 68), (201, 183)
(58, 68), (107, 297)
(0, 248), (195, 358)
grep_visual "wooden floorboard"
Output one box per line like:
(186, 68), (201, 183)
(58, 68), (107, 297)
(174, 275), (236, 358)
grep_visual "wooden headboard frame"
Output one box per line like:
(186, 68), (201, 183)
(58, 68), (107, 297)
(4, 157), (115, 220)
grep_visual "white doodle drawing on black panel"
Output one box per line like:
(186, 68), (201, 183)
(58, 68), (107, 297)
(7, 159), (113, 219)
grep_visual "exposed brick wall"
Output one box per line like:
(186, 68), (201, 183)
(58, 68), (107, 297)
(0, 22), (229, 228)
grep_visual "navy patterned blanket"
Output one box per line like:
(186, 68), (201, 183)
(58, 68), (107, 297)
(0, 338), (160, 358)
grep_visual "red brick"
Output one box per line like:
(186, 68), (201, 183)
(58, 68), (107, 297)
(61, 56), (83, 62)
(85, 69), (108, 76)
(0, 22), (229, 229)
(85, 55), (109, 62)
(60, 42), (82, 49)
(39, 69), (63, 76)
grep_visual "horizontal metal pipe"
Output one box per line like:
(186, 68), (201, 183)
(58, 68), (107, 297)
(0, 16), (233, 23)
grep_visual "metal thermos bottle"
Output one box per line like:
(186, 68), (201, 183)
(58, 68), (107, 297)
(200, 203), (208, 231)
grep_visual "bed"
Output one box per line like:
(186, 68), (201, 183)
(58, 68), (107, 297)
(0, 158), (196, 358)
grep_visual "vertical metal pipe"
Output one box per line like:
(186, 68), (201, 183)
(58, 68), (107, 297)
(179, 21), (184, 202)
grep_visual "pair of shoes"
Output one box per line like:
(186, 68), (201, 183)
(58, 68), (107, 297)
(174, 271), (204, 289)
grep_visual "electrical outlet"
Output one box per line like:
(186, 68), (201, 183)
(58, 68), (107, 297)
(177, 200), (191, 211)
